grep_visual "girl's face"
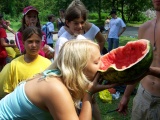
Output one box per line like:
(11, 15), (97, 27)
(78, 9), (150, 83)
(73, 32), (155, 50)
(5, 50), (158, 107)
(24, 33), (41, 56)
(66, 17), (85, 35)
(25, 11), (38, 27)
(83, 47), (101, 81)
(111, 14), (116, 18)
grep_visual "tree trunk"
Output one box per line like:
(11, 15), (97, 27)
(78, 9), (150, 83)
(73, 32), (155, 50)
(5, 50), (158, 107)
(98, 0), (102, 20)
(121, 0), (126, 22)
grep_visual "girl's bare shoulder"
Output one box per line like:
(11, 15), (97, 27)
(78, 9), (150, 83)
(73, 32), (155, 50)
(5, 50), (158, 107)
(39, 77), (69, 99)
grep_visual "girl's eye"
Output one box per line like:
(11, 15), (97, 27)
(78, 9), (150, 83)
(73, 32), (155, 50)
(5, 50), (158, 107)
(27, 15), (36, 18)
(35, 40), (40, 44)
(94, 61), (99, 65)
(28, 41), (33, 44)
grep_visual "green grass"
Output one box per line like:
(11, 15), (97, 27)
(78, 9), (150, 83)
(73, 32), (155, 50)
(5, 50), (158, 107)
(9, 21), (58, 33)
(119, 36), (137, 45)
(10, 21), (21, 32)
(126, 21), (143, 27)
(104, 35), (137, 49)
(96, 93), (135, 120)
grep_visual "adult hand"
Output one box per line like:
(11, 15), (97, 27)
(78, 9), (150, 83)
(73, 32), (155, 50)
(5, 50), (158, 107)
(117, 95), (130, 115)
(11, 44), (17, 48)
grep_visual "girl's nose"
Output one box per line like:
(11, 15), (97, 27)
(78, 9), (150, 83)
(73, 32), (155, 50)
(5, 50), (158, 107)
(78, 23), (83, 29)
(32, 42), (36, 47)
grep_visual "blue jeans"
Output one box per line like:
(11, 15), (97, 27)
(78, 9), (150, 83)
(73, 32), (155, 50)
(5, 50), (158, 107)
(107, 38), (119, 52)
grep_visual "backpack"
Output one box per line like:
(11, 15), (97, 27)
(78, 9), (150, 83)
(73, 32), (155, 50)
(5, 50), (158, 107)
(42, 22), (52, 38)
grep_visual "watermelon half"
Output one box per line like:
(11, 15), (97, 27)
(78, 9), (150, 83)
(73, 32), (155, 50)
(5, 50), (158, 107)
(99, 39), (153, 83)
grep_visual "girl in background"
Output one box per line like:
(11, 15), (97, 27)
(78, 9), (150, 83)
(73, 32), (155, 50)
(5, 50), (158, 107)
(15, 6), (53, 59)
(0, 27), (51, 99)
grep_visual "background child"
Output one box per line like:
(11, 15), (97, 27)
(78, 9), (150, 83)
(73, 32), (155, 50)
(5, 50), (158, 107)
(0, 26), (51, 99)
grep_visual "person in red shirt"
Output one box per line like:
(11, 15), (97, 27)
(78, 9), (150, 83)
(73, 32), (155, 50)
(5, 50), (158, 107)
(0, 14), (16, 71)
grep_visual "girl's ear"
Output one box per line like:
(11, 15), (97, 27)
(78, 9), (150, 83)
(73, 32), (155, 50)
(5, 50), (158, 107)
(65, 20), (69, 27)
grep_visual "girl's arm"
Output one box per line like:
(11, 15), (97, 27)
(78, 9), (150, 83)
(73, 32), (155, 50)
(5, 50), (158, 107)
(2, 24), (15, 35)
(95, 31), (105, 52)
(0, 38), (16, 47)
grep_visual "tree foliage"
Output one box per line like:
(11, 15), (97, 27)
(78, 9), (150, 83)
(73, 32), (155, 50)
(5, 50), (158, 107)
(0, 0), (153, 22)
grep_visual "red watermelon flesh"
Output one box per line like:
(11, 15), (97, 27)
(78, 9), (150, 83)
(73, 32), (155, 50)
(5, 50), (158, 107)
(99, 39), (153, 83)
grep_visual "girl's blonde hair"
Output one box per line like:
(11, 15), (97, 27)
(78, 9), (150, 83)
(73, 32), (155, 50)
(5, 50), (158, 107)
(47, 40), (99, 102)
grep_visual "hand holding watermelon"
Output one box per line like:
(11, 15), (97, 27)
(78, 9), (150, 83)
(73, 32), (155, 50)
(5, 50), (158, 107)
(86, 72), (119, 95)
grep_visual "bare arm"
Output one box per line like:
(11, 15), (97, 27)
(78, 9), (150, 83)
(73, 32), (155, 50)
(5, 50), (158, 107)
(95, 31), (105, 52)
(2, 24), (15, 35)
(118, 27), (126, 37)
(0, 38), (16, 47)
(7, 26), (16, 35)
(148, 67), (160, 78)
(117, 83), (137, 115)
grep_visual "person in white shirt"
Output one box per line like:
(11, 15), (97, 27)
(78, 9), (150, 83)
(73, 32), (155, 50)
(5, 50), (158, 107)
(56, 22), (107, 57)
(44, 14), (58, 48)
(107, 10), (126, 52)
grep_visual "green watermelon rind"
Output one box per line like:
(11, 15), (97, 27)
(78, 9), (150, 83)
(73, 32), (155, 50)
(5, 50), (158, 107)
(99, 40), (153, 83)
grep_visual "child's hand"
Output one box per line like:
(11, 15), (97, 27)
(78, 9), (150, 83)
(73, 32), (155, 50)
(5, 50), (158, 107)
(43, 44), (55, 59)
(87, 72), (119, 95)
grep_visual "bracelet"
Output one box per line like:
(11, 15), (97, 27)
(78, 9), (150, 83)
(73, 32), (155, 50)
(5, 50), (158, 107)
(85, 90), (93, 96)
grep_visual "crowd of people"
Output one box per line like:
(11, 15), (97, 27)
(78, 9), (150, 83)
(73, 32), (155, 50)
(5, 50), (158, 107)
(0, 0), (160, 119)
